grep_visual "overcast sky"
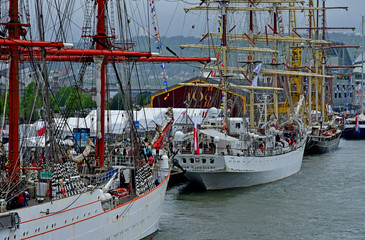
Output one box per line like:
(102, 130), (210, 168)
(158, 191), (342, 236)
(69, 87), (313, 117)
(151, 0), (365, 37)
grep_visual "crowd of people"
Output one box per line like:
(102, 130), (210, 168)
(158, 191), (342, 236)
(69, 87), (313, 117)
(6, 181), (30, 210)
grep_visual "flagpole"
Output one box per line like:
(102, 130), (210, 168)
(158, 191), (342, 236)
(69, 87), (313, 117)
(361, 16), (364, 113)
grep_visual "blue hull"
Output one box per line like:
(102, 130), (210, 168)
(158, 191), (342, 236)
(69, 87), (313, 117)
(342, 128), (365, 139)
(305, 132), (341, 155)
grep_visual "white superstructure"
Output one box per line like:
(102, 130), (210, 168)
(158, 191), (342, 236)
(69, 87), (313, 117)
(174, 112), (306, 190)
(0, 167), (170, 240)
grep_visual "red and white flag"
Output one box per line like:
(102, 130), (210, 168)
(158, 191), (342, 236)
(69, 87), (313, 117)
(194, 117), (200, 154)
(38, 122), (46, 136)
(355, 115), (360, 133)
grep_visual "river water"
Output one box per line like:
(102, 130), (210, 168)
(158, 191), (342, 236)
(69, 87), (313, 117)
(155, 139), (365, 240)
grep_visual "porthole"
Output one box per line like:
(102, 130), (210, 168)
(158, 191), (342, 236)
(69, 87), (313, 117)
(65, 220), (67, 224)
(202, 158), (206, 164)
(190, 158), (194, 164)
(182, 158), (187, 164)
(210, 159), (214, 164)
(72, 217), (74, 221)
(88, 212), (90, 216)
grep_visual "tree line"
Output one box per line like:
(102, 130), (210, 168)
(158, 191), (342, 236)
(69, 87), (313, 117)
(0, 82), (151, 122)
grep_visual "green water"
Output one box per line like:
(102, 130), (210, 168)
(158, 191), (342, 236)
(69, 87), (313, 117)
(156, 139), (365, 240)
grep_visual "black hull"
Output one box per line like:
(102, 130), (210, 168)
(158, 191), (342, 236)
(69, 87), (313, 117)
(305, 132), (341, 155)
(168, 170), (188, 188)
(342, 128), (365, 140)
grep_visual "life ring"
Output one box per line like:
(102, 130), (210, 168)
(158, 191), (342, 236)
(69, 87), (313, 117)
(112, 188), (128, 198)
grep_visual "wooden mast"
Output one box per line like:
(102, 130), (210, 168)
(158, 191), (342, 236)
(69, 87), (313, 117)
(221, 2), (229, 131)
(321, 0), (326, 121)
(8, 0), (20, 181)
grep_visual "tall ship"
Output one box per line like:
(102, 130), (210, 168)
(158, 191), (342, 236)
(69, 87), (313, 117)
(0, 0), (212, 239)
(167, 0), (333, 190)
(343, 16), (365, 140)
(302, 0), (349, 154)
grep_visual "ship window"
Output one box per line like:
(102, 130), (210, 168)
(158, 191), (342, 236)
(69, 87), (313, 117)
(336, 85), (339, 91)
(236, 123), (240, 129)
(182, 158), (187, 164)
(350, 93), (353, 97)
(334, 93), (337, 98)
(210, 158), (214, 164)
(190, 158), (194, 164)
(202, 158), (206, 164)
(339, 93), (342, 98)
(65, 220), (67, 224)
(345, 93), (347, 98)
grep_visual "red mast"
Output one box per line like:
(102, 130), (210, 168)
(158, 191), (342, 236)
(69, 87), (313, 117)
(95, 0), (107, 167)
(0, 0), (214, 174)
(8, 0), (20, 180)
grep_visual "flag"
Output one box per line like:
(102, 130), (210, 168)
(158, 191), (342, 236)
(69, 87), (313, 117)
(251, 75), (258, 86)
(194, 117), (200, 154)
(355, 115), (360, 133)
(38, 122), (45, 136)
(253, 64), (262, 74)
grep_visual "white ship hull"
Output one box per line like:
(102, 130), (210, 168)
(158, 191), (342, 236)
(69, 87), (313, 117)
(177, 145), (305, 190)
(0, 170), (170, 240)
